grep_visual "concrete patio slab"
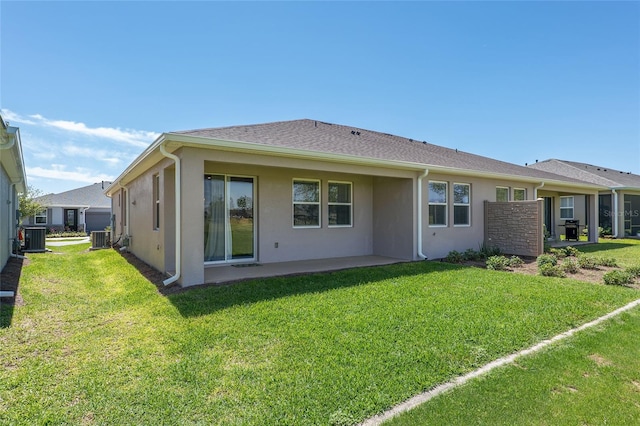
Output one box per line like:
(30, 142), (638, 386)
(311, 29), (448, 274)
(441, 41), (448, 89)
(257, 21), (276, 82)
(204, 255), (408, 284)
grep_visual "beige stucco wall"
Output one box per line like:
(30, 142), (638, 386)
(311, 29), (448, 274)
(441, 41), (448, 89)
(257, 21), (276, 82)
(117, 146), (420, 286)
(419, 173), (537, 259)
(110, 157), (174, 276)
(372, 176), (415, 259)
(202, 161), (376, 264)
(111, 142), (605, 287)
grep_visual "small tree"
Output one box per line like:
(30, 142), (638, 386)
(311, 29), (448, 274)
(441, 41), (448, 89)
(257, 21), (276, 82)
(18, 186), (44, 224)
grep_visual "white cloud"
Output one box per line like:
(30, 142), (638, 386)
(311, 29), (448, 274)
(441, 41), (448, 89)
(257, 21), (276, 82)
(1, 108), (159, 147)
(26, 165), (115, 184)
(64, 144), (131, 167)
(33, 151), (57, 160)
(1, 109), (38, 125)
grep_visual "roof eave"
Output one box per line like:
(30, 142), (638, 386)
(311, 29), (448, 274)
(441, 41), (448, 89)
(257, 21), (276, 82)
(106, 132), (607, 195)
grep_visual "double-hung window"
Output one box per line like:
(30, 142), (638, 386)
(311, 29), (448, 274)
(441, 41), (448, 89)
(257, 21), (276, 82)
(513, 188), (526, 201)
(453, 183), (470, 226)
(496, 186), (509, 202)
(35, 210), (47, 224)
(293, 179), (320, 228)
(328, 181), (352, 227)
(560, 196), (574, 219)
(428, 181), (447, 226)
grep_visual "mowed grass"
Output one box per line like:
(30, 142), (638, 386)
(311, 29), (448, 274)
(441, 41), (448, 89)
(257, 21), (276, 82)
(1, 241), (639, 425)
(387, 306), (640, 425)
(387, 239), (640, 425)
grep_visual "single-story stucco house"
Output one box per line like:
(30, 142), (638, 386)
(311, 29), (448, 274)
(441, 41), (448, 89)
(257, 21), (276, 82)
(22, 182), (113, 234)
(0, 114), (27, 274)
(105, 119), (606, 287)
(529, 159), (640, 238)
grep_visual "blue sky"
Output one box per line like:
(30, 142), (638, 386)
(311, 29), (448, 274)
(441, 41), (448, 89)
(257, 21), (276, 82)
(1, 1), (638, 195)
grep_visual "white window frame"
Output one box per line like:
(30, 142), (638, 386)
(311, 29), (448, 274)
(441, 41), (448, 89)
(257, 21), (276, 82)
(428, 181), (448, 227)
(496, 186), (510, 202)
(513, 188), (527, 201)
(560, 196), (574, 219)
(328, 181), (353, 228)
(292, 179), (321, 228)
(35, 209), (47, 224)
(153, 174), (160, 230)
(453, 183), (471, 227)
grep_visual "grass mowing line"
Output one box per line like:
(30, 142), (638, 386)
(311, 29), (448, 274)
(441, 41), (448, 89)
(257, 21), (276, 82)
(362, 296), (640, 426)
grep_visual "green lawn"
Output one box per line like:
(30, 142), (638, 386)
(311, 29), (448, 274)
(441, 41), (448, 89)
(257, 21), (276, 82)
(387, 306), (640, 425)
(1, 241), (639, 425)
(387, 238), (640, 425)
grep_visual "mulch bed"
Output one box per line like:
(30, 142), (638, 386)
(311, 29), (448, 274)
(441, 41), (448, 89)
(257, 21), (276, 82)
(0, 256), (28, 307)
(456, 256), (640, 288)
(113, 247), (184, 295)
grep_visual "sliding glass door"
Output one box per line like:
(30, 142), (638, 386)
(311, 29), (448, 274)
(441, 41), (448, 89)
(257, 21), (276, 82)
(204, 175), (255, 263)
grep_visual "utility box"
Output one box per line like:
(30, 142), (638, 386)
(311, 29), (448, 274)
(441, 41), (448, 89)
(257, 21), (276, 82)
(24, 227), (46, 252)
(91, 231), (111, 249)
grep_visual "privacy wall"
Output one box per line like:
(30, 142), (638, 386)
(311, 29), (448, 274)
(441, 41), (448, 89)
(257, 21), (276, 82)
(484, 199), (544, 257)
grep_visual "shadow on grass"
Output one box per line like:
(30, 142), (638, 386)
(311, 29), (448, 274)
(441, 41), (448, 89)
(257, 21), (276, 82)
(0, 256), (26, 328)
(113, 247), (467, 318)
(168, 261), (465, 317)
(577, 242), (636, 253)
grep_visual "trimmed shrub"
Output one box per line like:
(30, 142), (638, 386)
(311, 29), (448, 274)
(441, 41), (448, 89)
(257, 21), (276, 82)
(445, 250), (464, 264)
(562, 258), (579, 274)
(537, 254), (558, 268)
(564, 246), (580, 257)
(509, 256), (524, 268)
(597, 257), (618, 267)
(626, 265), (640, 278)
(603, 270), (633, 286)
(539, 263), (565, 278)
(549, 248), (567, 259)
(463, 248), (481, 261)
(486, 255), (511, 271)
(578, 256), (599, 270)
(478, 243), (502, 259)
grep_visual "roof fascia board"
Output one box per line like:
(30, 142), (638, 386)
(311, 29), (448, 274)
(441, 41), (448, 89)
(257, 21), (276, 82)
(41, 204), (93, 208)
(167, 134), (602, 188)
(106, 131), (606, 195)
(165, 133), (429, 172)
(610, 186), (640, 191)
(105, 134), (167, 196)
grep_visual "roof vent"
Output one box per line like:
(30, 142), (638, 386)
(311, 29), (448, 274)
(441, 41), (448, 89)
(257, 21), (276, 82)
(423, 141), (427, 145)
(350, 130), (361, 136)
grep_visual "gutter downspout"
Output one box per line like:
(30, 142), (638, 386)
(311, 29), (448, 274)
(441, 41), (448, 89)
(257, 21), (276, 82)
(534, 181), (545, 199)
(160, 143), (181, 286)
(612, 189), (619, 238)
(417, 169), (429, 260)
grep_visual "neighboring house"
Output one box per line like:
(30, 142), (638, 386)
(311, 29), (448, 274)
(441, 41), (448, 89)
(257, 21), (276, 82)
(23, 182), (113, 234)
(105, 119), (604, 287)
(529, 159), (640, 238)
(0, 113), (27, 271)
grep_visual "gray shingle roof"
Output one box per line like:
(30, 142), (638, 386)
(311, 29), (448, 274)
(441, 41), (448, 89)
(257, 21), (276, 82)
(36, 182), (112, 208)
(172, 119), (590, 185)
(528, 159), (640, 189)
